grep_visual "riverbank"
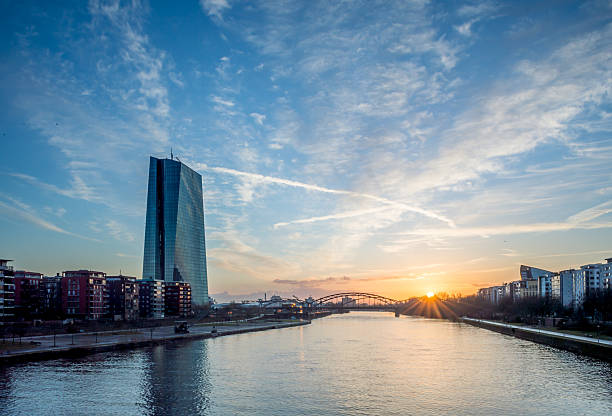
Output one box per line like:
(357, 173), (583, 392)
(0, 319), (310, 365)
(462, 317), (612, 362)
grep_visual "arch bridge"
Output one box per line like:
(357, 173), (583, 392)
(312, 292), (410, 310)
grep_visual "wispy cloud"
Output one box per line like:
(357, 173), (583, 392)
(274, 206), (393, 229)
(0, 197), (99, 242)
(106, 219), (136, 242)
(115, 252), (139, 259)
(273, 273), (429, 288)
(208, 228), (299, 279)
(400, 221), (612, 239)
(10, 172), (102, 203)
(250, 112), (266, 125)
(200, 0), (231, 19)
(198, 164), (455, 226)
(404, 23), (612, 195)
(455, 1), (499, 36)
(567, 200), (612, 224)
(43, 206), (67, 217)
(211, 95), (235, 107)
(90, 0), (171, 121)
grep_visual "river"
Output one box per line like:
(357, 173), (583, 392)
(1, 312), (610, 415)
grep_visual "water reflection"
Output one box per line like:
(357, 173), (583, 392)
(139, 342), (211, 415)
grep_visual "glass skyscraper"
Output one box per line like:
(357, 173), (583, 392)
(143, 156), (209, 305)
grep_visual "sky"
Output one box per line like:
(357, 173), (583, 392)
(0, 0), (611, 301)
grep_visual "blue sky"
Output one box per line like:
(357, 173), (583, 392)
(1, 0), (611, 300)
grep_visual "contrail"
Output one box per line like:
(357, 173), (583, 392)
(196, 164), (455, 227)
(273, 206), (393, 229)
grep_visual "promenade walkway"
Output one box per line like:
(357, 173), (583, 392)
(462, 317), (612, 346)
(0, 320), (309, 364)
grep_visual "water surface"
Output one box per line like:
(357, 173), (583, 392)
(1, 312), (610, 415)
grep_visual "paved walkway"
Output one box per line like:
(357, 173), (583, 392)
(0, 320), (309, 362)
(462, 317), (612, 346)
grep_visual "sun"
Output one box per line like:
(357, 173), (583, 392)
(426, 291), (435, 298)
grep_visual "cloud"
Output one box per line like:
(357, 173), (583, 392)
(250, 112), (266, 125)
(400, 221), (612, 239)
(457, 2), (498, 17)
(211, 95), (235, 107)
(396, 23), (612, 197)
(530, 250), (612, 259)
(10, 172), (102, 203)
(272, 273), (428, 288)
(208, 229), (300, 279)
(200, 0), (231, 19)
(43, 206), (67, 217)
(0, 197), (99, 242)
(9, 0), (174, 220)
(567, 200), (612, 224)
(274, 206), (393, 229)
(455, 20), (476, 36)
(197, 164), (455, 226)
(115, 253), (139, 258)
(90, 0), (171, 121)
(106, 219), (136, 242)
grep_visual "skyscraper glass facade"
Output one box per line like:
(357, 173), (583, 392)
(143, 157), (209, 305)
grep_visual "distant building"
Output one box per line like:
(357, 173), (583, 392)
(478, 261), (612, 309)
(603, 258), (612, 290)
(0, 259), (15, 320)
(61, 270), (107, 319)
(572, 269), (586, 310)
(41, 275), (62, 318)
(552, 271), (573, 308)
(138, 279), (165, 319)
(520, 265), (554, 281)
(165, 281), (191, 317)
(106, 275), (140, 321)
(478, 286), (503, 304)
(342, 296), (355, 306)
(518, 279), (538, 299)
(580, 263), (604, 295)
(537, 274), (552, 298)
(511, 281), (522, 299)
(142, 156), (209, 306)
(503, 282), (513, 299)
(13, 270), (43, 317)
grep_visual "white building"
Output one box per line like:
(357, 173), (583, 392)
(580, 263), (604, 295)
(552, 271), (573, 308)
(477, 259), (611, 308)
(572, 270), (586, 310)
(477, 286), (503, 304)
(537, 275), (552, 297)
(603, 258), (612, 289)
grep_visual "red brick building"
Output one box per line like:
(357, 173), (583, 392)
(165, 281), (192, 317)
(62, 270), (107, 319)
(14, 270), (43, 317)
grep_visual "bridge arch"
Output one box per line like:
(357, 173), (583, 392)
(313, 292), (401, 308)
